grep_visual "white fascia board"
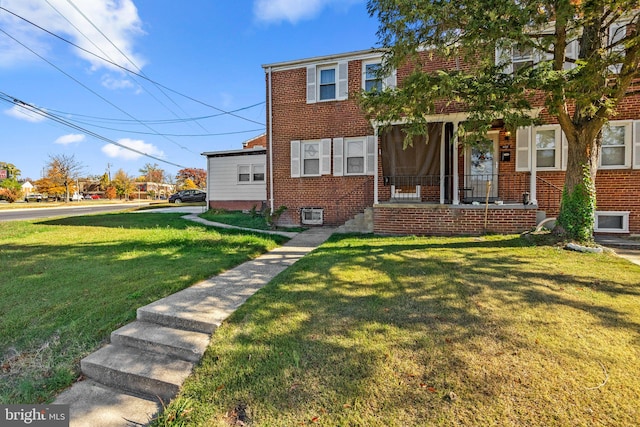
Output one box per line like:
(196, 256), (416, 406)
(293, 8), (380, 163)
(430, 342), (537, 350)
(262, 48), (387, 72)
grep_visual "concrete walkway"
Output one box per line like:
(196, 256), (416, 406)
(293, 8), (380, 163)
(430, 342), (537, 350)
(595, 235), (640, 266)
(54, 221), (335, 427)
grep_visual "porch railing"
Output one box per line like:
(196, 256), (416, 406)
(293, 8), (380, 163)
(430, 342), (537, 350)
(383, 173), (532, 204)
(535, 176), (563, 215)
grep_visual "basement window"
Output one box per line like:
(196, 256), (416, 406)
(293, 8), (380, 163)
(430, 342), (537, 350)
(594, 211), (629, 233)
(301, 208), (323, 225)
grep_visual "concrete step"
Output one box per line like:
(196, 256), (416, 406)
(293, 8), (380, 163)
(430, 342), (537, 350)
(111, 321), (210, 362)
(53, 379), (160, 427)
(81, 344), (194, 402)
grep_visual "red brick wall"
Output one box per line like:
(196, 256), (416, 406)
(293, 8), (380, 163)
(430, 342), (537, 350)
(209, 200), (265, 211)
(267, 61), (375, 226)
(374, 204), (538, 236)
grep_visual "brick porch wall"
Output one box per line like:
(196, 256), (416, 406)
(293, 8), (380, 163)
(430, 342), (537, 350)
(374, 204), (538, 236)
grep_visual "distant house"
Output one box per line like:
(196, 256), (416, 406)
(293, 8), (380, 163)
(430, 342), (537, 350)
(202, 140), (267, 211)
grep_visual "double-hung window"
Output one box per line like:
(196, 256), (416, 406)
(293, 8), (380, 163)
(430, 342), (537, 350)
(302, 141), (320, 175)
(306, 62), (348, 103)
(363, 62), (382, 92)
(512, 44), (534, 72)
(291, 139), (331, 177)
(318, 67), (336, 101)
(238, 164), (265, 183)
(345, 138), (365, 174)
(534, 125), (561, 170)
(600, 121), (631, 169)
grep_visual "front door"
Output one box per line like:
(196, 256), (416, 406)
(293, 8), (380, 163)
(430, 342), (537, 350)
(465, 133), (499, 202)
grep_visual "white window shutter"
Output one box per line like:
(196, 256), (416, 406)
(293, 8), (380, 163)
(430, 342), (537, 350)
(561, 130), (568, 171)
(333, 138), (344, 176)
(291, 140), (301, 177)
(515, 127), (531, 171)
(383, 68), (397, 89)
(564, 39), (578, 70)
(495, 44), (513, 74)
(321, 138), (332, 175)
(337, 61), (349, 100)
(633, 121), (640, 169)
(306, 66), (316, 104)
(608, 22), (626, 74)
(366, 135), (376, 175)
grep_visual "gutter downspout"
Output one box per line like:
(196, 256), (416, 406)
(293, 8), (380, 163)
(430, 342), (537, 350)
(374, 124), (379, 205)
(267, 67), (274, 212)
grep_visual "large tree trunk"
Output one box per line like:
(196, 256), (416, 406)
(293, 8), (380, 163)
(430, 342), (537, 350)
(557, 123), (601, 241)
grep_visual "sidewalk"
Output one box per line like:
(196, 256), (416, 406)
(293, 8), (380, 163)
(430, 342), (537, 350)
(54, 224), (335, 427)
(595, 235), (640, 266)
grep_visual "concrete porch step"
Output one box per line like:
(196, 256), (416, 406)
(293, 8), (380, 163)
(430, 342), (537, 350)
(111, 321), (210, 362)
(81, 344), (194, 403)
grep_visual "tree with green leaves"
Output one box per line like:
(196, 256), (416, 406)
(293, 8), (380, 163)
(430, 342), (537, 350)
(362, 1), (639, 241)
(0, 162), (21, 180)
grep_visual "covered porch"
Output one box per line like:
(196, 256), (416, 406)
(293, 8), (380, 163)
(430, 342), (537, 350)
(371, 116), (561, 235)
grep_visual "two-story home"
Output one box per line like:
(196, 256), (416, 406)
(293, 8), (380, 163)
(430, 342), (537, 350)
(261, 45), (640, 236)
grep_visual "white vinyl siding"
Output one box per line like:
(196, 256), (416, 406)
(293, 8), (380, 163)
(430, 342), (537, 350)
(306, 61), (349, 103)
(208, 154), (267, 201)
(599, 121), (632, 169)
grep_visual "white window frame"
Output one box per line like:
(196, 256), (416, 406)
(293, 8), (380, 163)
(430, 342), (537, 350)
(534, 125), (562, 171)
(599, 121), (632, 170)
(301, 140), (321, 176)
(237, 164), (251, 183)
(608, 21), (627, 74)
(291, 139), (331, 178)
(333, 136), (376, 177)
(594, 211), (629, 233)
(318, 65), (337, 101)
(237, 163), (265, 184)
(306, 62), (348, 103)
(301, 208), (323, 225)
(344, 137), (366, 175)
(362, 58), (397, 92)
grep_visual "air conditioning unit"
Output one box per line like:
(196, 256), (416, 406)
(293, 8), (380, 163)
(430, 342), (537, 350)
(301, 208), (323, 225)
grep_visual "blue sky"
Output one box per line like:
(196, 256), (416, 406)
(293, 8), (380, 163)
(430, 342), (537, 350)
(0, 0), (379, 181)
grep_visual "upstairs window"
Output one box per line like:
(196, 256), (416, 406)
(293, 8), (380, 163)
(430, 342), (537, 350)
(306, 62), (348, 103)
(319, 67), (336, 100)
(363, 62), (382, 92)
(512, 44), (534, 72)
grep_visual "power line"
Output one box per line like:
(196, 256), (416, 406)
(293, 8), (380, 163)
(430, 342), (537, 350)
(56, 0), (212, 135)
(0, 5), (266, 127)
(0, 26), (198, 155)
(0, 91), (188, 169)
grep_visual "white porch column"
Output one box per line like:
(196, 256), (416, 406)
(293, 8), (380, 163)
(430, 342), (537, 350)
(452, 121), (460, 205)
(439, 122), (446, 204)
(529, 127), (537, 205)
(374, 125), (379, 205)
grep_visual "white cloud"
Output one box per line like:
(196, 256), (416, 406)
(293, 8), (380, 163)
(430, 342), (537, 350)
(101, 138), (164, 161)
(55, 133), (85, 145)
(253, 0), (362, 24)
(101, 74), (135, 90)
(0, 0), (145, 72)
(4, 104), (46, 122)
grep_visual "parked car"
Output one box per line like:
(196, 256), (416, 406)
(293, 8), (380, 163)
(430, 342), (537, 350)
(24, 193), (43, 202)
(168, 189), (206, 203)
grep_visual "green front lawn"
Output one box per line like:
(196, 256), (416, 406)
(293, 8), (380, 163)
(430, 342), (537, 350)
(154, 233), (640, 426)
(0, 213), (287, 404)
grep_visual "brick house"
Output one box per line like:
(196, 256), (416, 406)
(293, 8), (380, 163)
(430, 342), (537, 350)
(262, 44), (640, 236)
